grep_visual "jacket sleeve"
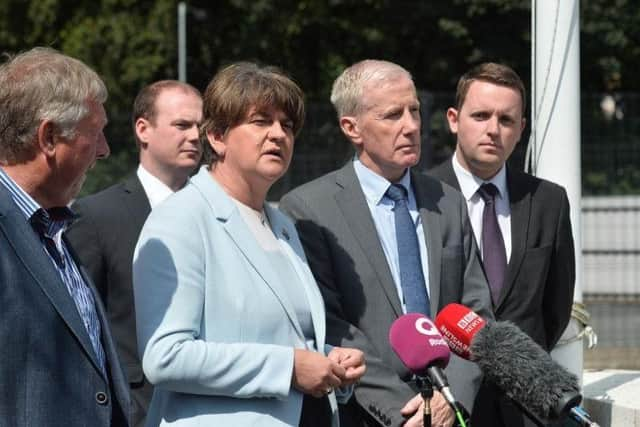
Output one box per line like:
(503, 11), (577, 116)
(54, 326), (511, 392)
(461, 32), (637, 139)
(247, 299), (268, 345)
(543, 188), (576, 350)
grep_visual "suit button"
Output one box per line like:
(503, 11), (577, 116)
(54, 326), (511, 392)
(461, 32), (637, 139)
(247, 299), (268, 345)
(95, 391), (108, 405)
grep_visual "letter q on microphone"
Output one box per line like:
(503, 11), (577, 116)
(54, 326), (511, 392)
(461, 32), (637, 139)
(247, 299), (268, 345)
(389, 313), (473, 427)
(389, 313), (450, 374)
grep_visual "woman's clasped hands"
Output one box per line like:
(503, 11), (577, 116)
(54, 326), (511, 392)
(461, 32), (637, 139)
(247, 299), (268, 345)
(292, 347), (365, 398)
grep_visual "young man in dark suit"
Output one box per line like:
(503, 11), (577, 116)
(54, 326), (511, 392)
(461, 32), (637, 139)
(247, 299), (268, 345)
(280, 59), (494, 427)
(0, 47), (130, 426)
(65, 80), (202, 427)
(429, 62), (576, 427)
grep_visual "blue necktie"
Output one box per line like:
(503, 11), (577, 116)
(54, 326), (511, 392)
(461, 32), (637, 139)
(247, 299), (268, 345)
(386, 184), (430, 316)
(478, 183), (507, 305)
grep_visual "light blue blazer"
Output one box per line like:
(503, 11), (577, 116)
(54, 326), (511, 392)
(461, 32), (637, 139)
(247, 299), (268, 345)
(133, 167), (346, 427)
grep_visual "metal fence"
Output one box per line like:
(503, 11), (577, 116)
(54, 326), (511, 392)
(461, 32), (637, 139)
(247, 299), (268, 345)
(582, 196), (640, 369)
(271, 92), (640, 199)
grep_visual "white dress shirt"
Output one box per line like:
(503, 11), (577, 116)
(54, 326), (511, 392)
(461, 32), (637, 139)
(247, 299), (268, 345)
(353, 158), (430, 313)
(452, 155), (512, 262)
(137, 164), (175, 209)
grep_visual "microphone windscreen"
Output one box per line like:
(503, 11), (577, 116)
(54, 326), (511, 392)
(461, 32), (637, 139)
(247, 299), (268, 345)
(389, 313), (451, 374)
(471, 320), (581, 420)
(434, 303), (486, 359)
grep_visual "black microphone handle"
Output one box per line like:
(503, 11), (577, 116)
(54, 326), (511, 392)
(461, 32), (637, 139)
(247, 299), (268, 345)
(498, 389), (596, 427)
(568, 406), (601, 427)
(551, 390), (583, 419)
(546, 389), (600, 426)
(425, 367), (471, 426)
(416, 376), (433, 427)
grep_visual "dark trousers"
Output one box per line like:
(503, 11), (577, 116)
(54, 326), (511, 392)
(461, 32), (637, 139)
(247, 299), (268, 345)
(299, 394), (332, 427)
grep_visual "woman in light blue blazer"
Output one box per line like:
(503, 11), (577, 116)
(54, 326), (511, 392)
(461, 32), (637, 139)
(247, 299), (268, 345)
(133, 62), (365, 427)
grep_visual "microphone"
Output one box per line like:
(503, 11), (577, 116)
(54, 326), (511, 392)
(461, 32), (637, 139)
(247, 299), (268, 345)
(435, 304), (600, 427)
(389, 313), (471, 427)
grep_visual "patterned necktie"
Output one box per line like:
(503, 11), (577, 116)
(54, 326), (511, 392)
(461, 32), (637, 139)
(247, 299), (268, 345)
(29, 207), (73, 268)
(477, 183), (507, 305)
(29, 207), (107, 373)
(386, 184), (430, 316)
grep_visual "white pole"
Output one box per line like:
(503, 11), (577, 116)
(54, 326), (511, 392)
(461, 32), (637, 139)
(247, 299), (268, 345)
(531, 0), (583, 381)
(178, 2), (187, 82)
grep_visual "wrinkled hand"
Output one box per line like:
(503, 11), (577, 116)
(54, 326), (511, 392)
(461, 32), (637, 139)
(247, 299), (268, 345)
(327, 347), (366, 385)
(430, 391), (455, 427)
(292, 349), (345, 398)
(400, 391), (455, 427)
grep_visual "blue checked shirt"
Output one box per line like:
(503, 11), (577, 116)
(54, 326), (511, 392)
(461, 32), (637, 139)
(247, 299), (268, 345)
(0, 168), (106, 373)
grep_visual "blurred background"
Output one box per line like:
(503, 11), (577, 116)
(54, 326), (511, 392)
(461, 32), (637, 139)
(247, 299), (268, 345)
(1, 0), (638, 369)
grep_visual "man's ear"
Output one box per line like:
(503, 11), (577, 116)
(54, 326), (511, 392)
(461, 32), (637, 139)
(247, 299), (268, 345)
(339, 116), (362, 145)
(446, 108), (460, 134)
(36, 120), (57, 157)
(135, 118), (150, 147)
(206, 129), (226, 158)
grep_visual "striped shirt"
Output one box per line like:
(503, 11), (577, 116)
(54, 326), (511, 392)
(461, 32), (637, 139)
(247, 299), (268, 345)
(0, 167), (106, 373)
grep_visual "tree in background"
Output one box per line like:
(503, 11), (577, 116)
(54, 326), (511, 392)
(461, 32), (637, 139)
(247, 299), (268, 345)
(0, 0), (637, 195)
(0, 0), (177, 194)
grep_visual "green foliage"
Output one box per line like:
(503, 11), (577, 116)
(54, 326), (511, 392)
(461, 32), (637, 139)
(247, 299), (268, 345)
(581, 0), (640, 90)
(1, 0), (639, 195)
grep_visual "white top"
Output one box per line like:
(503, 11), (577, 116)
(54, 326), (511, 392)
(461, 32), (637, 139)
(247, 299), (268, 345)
(233, 199), (277, 251)
(233, 198), (315, 350)
(353, 158), (430, 313)
(452, 155), (512, 262)
(137, 164), (174, 209)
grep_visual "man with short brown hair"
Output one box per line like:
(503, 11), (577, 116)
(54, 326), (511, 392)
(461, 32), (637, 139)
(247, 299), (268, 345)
(66, 80), (202, 427)
(430, 62), (575, 427)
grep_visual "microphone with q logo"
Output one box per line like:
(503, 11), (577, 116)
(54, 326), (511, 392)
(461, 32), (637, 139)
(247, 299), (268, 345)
(389, 313), (470, 427)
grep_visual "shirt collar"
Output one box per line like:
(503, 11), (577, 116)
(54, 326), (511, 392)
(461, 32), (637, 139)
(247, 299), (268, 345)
(451, 154), (508, 201)
(353, 157), (412, 205)
(31, 207), (76, 237)
(0, 167), (76, 234)
(137, 164), (175, 209)
(0, 166), (42, 220)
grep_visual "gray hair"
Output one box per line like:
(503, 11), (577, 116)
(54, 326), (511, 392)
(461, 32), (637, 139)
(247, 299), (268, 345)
(330, 59), (413, 118)
(0, 47), (107, 163)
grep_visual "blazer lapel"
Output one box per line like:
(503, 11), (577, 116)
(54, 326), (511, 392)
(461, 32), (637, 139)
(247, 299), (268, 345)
(64, 237), (113, 377)
(411, 172), (442, 316)
(431, 160), (481, 263)
(334, 163), (403, 317)
(191, 170), (305, 342)
(435, 159), (462, 191)
(0, 193), (103, 374)
(499, 169), (531, 310)
(122, 174), (151, 226)
(266, 204), (327, 352)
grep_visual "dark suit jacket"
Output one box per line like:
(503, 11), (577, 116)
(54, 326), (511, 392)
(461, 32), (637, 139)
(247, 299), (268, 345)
(66, 174), (152, 427)
(0, 184), (130, 426)
(280, 162), (494, 427)
(429, 159), (576, 427)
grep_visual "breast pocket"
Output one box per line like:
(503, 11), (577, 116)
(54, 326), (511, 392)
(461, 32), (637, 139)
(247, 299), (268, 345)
(519, 244), (553, 286)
